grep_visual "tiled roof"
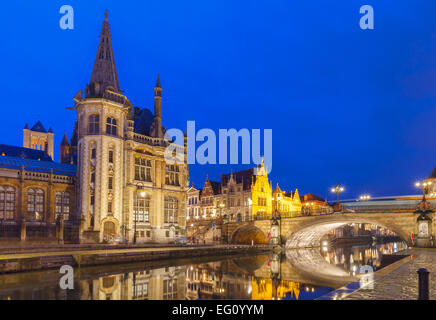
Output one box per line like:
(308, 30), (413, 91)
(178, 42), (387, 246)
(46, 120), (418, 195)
(0, 155), (76, 176)
(303, 193), (325, 202)
(0, 144), (52, 161)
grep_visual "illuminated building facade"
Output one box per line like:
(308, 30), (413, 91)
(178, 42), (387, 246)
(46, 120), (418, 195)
(0, 13), (188, 244)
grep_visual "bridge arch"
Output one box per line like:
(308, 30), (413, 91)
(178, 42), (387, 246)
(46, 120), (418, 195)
(231, 224), (268, 245)
(283, 213), (414, 249)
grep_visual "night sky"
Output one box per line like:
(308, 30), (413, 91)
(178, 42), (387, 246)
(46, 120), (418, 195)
(1, 1), (436, 200)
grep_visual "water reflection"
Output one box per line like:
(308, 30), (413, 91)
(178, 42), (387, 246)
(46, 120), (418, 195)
(320, 241), (408, 275)
(0, 241), (406, 300)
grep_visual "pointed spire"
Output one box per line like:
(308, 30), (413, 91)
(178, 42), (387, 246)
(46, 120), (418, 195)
(274, 183), (282, 193)
(87, 11), (121, 97)
(61, 130), (70, 146)
(155, 73), (161, 88)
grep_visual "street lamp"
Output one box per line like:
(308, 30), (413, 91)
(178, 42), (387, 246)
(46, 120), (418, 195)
(415, 180), (432, 198)
(359, 195), (371, 202)
(134, 183), (146, 245)
(331, 184), (345, 204)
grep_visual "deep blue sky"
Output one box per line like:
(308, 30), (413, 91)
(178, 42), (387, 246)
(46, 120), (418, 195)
(1, 1), (436, 200)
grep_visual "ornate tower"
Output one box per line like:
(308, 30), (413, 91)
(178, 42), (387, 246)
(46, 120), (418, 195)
(150, 74), (164, 138)
(74, 11), (132, 243)
(23, 121), (54, 160)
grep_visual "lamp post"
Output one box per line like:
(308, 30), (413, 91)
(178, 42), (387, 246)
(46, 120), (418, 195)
(217, 203), (225, 244)
(414, 180), (434, 248)
(415, 180), (432, 200)
(271, 195), (281, 246)
(331, 184), (344, 204)
(134, 183), (146, 245)
(331, 184), (344, 212)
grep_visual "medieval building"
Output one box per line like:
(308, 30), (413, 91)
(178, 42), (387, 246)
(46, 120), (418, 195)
(0, 13), (188, 244)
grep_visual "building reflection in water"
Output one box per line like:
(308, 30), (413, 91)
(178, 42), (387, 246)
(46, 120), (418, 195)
(320, 241), (407, 276)
(0, 242), (406, 300)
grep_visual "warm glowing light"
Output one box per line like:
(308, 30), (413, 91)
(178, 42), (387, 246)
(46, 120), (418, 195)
(140, 191), (146, 198)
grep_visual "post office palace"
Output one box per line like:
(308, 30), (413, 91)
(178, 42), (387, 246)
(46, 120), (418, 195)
(0, 13), (338, 245)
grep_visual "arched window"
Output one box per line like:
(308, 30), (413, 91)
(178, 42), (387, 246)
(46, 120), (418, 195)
(31, 137), (38, 150)
(55, 191), (70, 220)
(134, 192), (151, 222)
(164, 196), (178, 224)
(88, 115), (100, 134)
(0, 186), (15, 220)
(27, 188), (44, 220)
(106, 117), (117, 136)
(39, 138), (46, 151)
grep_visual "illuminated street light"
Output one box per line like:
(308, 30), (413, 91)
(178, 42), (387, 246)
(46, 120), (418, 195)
(359, 195), (371, 201)
(331, 184), (345, 204)
(415, 180), (432, 198)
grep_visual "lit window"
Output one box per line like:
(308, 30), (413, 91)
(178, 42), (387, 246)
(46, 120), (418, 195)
(164, 196), (178, 224)
(165, 165), (180, 186)
(135, 158), (152, 182)
(0, 186), (15, 220)
(55, 191), (70, 220)
(27, 188), (44, 220)
(134, 192), (150, 222)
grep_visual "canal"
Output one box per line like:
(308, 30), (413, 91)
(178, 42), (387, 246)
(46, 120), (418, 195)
(0, 241), (407, 300)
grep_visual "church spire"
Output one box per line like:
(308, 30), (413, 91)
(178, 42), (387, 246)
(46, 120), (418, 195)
(86, 10), (121, 97)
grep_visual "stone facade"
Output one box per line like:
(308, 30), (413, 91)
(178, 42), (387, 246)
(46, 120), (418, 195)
(0, 13), (188, 245)
(0, 149), (76, 243)
(70, 14), (188, 244)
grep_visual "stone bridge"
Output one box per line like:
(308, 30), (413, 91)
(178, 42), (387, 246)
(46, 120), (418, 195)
(225, 206), (435, 248)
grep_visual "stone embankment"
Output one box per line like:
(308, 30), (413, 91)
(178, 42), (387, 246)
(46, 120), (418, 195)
(0, 245), (269, 274)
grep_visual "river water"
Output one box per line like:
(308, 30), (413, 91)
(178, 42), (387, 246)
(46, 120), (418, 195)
(0, 241), (407, 300)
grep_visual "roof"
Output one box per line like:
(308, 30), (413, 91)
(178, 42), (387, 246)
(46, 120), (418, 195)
(428, 166), (436, 179)
(209, 180), (221, 195)
(134, 108), (154, 136)
(0, 155), (76, 176)
(61, 131), (70, 146)
(0, 144), (52, 161)
(30, 120), (48, 133)
(221, 168), (255, 190)
(302, 193), (326, 202)
(88, 11), (121, 95)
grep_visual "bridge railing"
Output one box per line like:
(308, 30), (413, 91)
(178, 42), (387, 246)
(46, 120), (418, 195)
(343, 203), (419, 212)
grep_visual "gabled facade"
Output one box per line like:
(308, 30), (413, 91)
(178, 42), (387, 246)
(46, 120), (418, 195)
(187, 184), (201, 221)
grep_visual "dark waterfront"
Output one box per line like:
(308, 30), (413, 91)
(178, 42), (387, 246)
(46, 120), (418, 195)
(0, 241), (407, 300)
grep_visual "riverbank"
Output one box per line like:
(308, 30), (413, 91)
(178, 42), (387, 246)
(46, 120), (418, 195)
(318, 248), (436, 300)
(0, 245), (270, 274)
